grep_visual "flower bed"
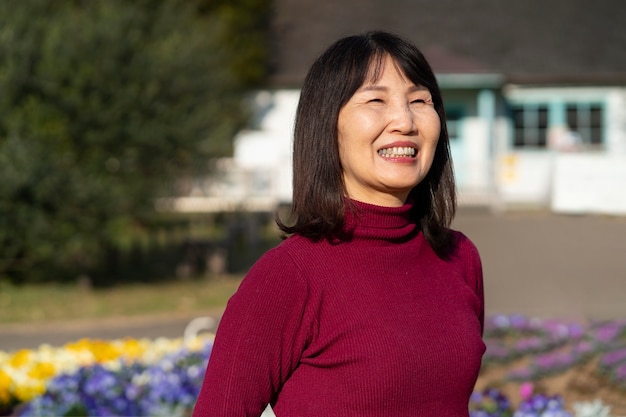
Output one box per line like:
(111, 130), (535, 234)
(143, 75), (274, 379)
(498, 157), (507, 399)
(482, 315), (626, 388)
(1, 314), (625, 416)
(478, 314), (626, 415)
(0, 336), (212, 416)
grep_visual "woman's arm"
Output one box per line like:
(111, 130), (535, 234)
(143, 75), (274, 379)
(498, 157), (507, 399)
(192, 246), (312, 416)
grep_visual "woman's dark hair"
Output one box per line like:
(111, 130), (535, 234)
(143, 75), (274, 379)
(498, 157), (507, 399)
(277, 30), (456, 254)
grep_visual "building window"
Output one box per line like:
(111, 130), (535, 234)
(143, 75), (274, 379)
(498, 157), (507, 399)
(566, 103), (603, 146)
(512, 102), (605, 149)
(512, 105), (548, 148)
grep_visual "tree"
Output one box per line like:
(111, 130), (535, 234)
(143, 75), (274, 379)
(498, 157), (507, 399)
(0, 0), (270, 283)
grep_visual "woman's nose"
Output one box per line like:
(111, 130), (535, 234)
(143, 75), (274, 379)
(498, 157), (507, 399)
(388, 103), (416, 134)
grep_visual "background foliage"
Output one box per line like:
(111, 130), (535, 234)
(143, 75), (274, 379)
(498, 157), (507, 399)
(0, 0), (270, 284)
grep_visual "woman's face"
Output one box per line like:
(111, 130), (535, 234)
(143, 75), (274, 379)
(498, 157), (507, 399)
(337, 54), (441, 207)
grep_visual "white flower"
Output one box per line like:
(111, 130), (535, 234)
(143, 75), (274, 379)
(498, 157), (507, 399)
(573, 399), (612, 417)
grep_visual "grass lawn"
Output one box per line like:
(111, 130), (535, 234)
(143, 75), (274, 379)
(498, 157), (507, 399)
(0, 276), (243, 325)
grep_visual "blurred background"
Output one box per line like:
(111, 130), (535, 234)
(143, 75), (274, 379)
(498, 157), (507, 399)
(1, 0), (625, 346)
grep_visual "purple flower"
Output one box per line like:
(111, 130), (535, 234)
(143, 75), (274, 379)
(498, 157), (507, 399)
(534, 351), (577, 371)
(514, 394), (572, 417)
(600, 348), (626, 367)
(572, 340), (595, 356)
(514, 336), (544, 352)
(469, 387), (513, 417)
(509, 314), (530, 330)
(591, 321), (626, 345)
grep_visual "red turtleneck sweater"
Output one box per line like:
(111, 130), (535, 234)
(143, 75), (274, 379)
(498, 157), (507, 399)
(193, 200), (485, 416)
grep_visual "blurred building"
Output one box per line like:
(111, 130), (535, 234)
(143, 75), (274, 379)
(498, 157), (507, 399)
(168, 0), (626, 216)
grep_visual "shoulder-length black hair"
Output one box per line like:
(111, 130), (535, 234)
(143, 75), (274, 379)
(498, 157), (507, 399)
(278, 30), (456, 254)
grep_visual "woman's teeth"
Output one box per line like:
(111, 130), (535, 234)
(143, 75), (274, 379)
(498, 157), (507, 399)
(378, 146), (416, 158)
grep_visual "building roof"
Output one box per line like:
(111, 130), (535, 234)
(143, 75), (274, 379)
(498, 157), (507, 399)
(268, 0), (626, 87)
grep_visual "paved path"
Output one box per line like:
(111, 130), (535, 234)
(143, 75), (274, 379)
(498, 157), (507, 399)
(452, 207), (626, 321)
(0, 313), (220, 352)
(1, 208), (625, 351)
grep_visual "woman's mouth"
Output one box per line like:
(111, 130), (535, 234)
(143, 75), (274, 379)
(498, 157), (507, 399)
(377, 146), (417, 158)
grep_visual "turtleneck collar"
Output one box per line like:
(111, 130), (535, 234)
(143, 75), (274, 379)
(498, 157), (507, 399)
(343, 199), (419, 242)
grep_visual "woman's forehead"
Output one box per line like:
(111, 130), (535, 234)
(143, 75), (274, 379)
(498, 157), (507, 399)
(362, 55), (423, 89)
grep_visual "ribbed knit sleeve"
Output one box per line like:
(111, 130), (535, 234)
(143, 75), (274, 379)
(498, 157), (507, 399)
(454, 231), (485, 334)
(192, 245), (313, 417)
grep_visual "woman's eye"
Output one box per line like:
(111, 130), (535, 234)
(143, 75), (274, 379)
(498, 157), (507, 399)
(411, 99), (426, 104)
(368, 98), (384, 103)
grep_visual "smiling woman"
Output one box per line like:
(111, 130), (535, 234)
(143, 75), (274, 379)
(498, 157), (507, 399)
(192, 31), (484, 417)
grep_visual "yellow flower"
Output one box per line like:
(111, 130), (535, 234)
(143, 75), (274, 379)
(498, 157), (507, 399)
(13, 380), (45, 403)
(27, 362), (56, 380)
(0, 369), (12, 405)
(89, 340), (121, 363)
(65, 338), (121, 363)
(118, 338), (147, 361)
(8, 349), (31, 368)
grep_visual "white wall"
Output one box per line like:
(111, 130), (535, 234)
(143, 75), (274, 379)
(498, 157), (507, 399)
(551, 154), (626, 215)
(495, 152), (554, 206)
(233, 90), (299, 203)
(606, 90), (626, 154)
(460, 117), (492, 192)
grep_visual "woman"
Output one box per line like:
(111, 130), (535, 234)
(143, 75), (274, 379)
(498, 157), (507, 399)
(193, 31), (485, 416)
